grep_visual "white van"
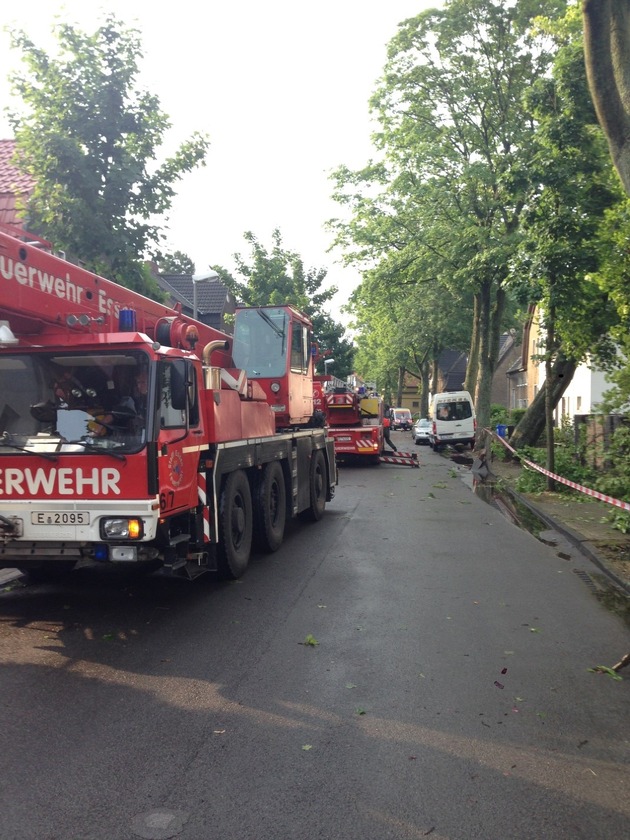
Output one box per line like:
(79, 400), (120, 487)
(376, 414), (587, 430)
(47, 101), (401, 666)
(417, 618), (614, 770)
(390, 407), (413, 430)
(429, 391), (476, 451)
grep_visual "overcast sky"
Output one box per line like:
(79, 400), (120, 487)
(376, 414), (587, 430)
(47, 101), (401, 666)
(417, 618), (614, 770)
(0, 1), (440, 317)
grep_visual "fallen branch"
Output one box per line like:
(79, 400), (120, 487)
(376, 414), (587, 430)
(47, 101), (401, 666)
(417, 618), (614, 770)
(611, 651), (630, 672)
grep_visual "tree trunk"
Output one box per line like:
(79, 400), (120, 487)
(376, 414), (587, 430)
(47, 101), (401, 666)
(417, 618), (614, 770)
(544, 314), (556, 492)
(396, 365), (405, 405)
(464, 293), (480, 394)
(582, 1), (630, 196)
(419, 360), (430, 417)
(510, 355), (578, 448)
(431, 349), (440, 395)
(474, 279), (505, 432)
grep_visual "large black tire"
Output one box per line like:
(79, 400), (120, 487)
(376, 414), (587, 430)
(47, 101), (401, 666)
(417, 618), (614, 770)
(216, 469), (253, 579)
(299, 449), (327, 523)
(254, 461), (287, 553)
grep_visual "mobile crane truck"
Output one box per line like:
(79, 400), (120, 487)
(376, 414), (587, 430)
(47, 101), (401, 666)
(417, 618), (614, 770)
(0, 229), (336, 581)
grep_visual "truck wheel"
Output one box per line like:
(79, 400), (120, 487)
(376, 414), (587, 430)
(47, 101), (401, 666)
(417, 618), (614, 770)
(254, 461), (286, 553)
(299, 449), (327, 522)
(217, 470), (253, 579)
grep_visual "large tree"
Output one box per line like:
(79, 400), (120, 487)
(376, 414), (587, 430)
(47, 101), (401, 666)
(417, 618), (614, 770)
(346, 250), (473, 411)
(330, 0), (565, 432)
(508, 6), (623, 460)
(217, 229), (355, 379)
(7, 15), (209, 296)
(581, 1), (630, 414)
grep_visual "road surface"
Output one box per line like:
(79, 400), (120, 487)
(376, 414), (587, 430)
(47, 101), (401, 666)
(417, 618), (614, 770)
(0, 441), (628, 839)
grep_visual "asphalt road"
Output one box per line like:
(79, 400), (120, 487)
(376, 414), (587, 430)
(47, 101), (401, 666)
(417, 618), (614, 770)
(0, 437), (628, 840)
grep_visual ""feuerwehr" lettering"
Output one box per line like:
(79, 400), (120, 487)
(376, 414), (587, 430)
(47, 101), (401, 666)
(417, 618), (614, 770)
(0, 467), (121, 496)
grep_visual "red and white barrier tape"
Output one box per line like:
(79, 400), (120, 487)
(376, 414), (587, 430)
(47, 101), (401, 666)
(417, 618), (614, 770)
(488, 429), (630, 513)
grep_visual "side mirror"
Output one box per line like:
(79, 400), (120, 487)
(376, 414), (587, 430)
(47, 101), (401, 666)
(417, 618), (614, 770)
(170, 359), (188, 411)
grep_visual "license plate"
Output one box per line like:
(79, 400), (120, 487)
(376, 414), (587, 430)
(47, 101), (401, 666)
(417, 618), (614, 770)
(336, 436), (352, 442)
(31, 511), (90, 526)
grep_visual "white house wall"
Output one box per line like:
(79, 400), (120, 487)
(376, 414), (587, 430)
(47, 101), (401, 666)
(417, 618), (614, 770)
(538, 359), (610, 420)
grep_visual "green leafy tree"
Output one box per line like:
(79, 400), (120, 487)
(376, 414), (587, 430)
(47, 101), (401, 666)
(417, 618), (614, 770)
(218, 229), (354, 379)
(7, 15), (209, 296)
(151, 249), (196, 275)
(581, 2), (630, 415)
(330, 0), (566, 432)
(346, 251), (473, 412)
(509, 7), (624, 466)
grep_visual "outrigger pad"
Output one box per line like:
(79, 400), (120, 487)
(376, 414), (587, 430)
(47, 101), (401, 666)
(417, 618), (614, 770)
(379, 453), (420, 468)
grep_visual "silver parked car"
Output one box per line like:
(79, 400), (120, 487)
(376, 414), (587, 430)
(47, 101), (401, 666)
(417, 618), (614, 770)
(412, 418), (431, 445)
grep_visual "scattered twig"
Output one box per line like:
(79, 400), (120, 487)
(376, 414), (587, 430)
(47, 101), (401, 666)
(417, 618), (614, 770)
(611, 651), (630, 672)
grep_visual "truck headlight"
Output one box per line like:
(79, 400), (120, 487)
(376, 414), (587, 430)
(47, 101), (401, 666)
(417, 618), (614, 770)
(101, 518), (144, 540)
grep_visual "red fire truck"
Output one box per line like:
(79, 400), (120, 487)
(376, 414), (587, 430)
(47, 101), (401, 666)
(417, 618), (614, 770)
(0, 230), (336, 581)
(314, 376), (384, 463)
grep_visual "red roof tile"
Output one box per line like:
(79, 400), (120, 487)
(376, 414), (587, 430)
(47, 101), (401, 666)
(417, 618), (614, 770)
(0, 139), (35, 228)
(0, 139), (34, 192)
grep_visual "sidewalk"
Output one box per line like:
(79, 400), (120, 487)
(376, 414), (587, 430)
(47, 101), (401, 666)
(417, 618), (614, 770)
(485, 455), (630, 593)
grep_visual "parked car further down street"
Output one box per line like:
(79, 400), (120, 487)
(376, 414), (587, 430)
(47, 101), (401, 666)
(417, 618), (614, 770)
(412, 418), (431, 445)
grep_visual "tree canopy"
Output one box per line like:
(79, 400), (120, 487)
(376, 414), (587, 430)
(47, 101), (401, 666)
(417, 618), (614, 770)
(329, 0), (630, 443)
(330, 0), (567, 427)
(7, 14), (209, 296)
(216, 229), (355, 379)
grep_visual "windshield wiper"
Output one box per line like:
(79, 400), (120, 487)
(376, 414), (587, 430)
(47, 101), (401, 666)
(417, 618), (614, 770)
(256, 308), (285, 340)
(65, 439), (127, 461)
(0, 431), (59, 461)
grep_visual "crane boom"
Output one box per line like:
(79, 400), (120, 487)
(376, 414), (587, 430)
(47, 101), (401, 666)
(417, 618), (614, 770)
(0, 231), (231, 365)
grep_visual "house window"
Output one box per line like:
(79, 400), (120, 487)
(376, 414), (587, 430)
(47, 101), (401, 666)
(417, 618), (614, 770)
(577, 396), (582, 411)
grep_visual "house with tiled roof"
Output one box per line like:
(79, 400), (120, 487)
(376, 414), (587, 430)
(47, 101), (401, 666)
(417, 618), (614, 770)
(1, 138), (234, 330)
(433, 349), (468, 393)
(399, 338), (521, 416)
(0, 139), (35, 234)
(398, 349), (468, 416)
(506, 305), (616, 421)
(156, 273), (236, 334)
(490, 331), (521, 407)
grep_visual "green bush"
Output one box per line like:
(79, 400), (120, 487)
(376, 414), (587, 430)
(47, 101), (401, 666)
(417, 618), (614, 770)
(490, 404), (510, 427)
(514, 447), (547, 493)
(510, 407), (527, 426)
(514, 440), (597, 495)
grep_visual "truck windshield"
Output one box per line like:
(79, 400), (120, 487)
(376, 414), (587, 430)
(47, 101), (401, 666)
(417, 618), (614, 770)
(0, 351), (150, 454)
(232, 308), (288, 378)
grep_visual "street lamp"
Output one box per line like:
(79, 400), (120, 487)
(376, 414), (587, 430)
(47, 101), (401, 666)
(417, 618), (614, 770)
(192, 271), (219, 321)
